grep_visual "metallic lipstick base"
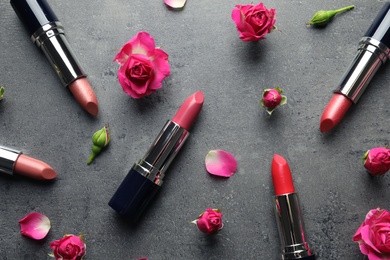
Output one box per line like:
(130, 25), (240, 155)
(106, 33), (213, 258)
(0, 146), (21, 176)
(335, 37), (390, 103)
(275, 193), (315, 260)
(133, 120), (189, 186)
(32, 21), (86, 87)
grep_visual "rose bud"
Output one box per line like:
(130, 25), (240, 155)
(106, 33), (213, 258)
(353, 208), (390, 259)
(363, 147), (390, 176)
(260, 88), (287, 115)
(49, 234), (86, 260)
(87, 124), (110, 165)
(191, 208), (223, 235)
(307, 5), (354, 26)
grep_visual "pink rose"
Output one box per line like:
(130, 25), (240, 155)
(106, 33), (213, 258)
(353, 208), (390, 260)
(193, 208), (223, 235)
(363, 147), (390, 176)
(50, 234), (86, 260)
(114, 31), (170, 98)
(231, 2), (276, 42)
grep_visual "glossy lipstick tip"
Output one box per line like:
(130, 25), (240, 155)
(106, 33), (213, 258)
(320, 93), (353, 132)
(14, 154), (57, 181)
(172, 91), (204, 130)
(68, 78), (99, 116)
(271, 154), (295, 196)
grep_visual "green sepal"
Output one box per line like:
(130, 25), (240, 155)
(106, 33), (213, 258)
(260, 99), (265, 107)
(280, 96), (287, 106)
(274, 87), (283, 94)
(0, 86), (4, 101)
(362, 150), (369, 165)
(266, 108), (275, 116)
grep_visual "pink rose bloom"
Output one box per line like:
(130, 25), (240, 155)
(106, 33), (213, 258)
(363, 147), (390, 176)
(114, 31), (170, 98)
(231, 2), (276, 42)
(353, 208), (390, 260)
(193, 208), (223, 235)
(50, 234), (86, 260)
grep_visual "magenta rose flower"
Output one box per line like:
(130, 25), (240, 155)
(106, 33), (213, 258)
(260, 88), (287, 115)
(192, 208), (223, 235)
(363, 147), (390, 176)
(50, 234), (86, 260)
(231, 2), (276, 42)
(353, 208), (390, 259)
(114, 31), (170, 98)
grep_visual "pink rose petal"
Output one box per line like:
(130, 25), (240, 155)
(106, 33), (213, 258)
(19, 212), (51, 240)
(164, 0), (186, 9)
(205, 150), (237, 177)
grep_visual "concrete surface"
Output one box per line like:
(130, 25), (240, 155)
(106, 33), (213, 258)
(0, 0), (389, 259)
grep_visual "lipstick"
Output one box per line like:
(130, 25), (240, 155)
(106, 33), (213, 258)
(320, 2), (390, 132)
(109, 91), (204, 222)
(10, 0), (99, 116)
(0, 145), (57, 181)
(271, 154), (316, 260)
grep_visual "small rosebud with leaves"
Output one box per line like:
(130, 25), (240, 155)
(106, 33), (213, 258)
(260, 88), (287, 115)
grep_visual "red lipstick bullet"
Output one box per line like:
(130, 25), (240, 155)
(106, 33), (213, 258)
(271, 154), (316, 260)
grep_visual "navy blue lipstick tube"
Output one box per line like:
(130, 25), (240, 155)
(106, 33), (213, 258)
(10, 0), (86, 87)
(335, 2), (390, 103)
(108, 121), (189, 222)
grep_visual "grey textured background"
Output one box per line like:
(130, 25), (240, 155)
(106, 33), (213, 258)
(0, 0), (390, 259)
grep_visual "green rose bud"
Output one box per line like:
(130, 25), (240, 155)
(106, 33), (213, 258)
(87, 124), (110, 165)
(0, 86), (4, 101)
(307, 5), (354, 26)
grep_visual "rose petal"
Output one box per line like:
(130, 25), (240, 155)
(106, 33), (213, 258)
(164, 0), (186, 9)
(19, 212), (51, 240)
(205, 150), (237, 177)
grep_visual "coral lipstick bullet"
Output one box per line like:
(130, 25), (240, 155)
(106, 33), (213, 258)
(0, 146), (57, 181)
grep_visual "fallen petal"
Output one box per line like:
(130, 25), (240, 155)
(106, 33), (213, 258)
(164, 0), (186, 9)
(205, 150), (237, 177)
(19, 212), (51, 240)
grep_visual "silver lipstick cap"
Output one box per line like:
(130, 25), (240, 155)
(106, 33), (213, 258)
(0, 146), (22, 176)
(275, 193), (315, 260)
(31, 21), (86, 87)
(335, 37), (390, 103)
(132, 120), (189, 186)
